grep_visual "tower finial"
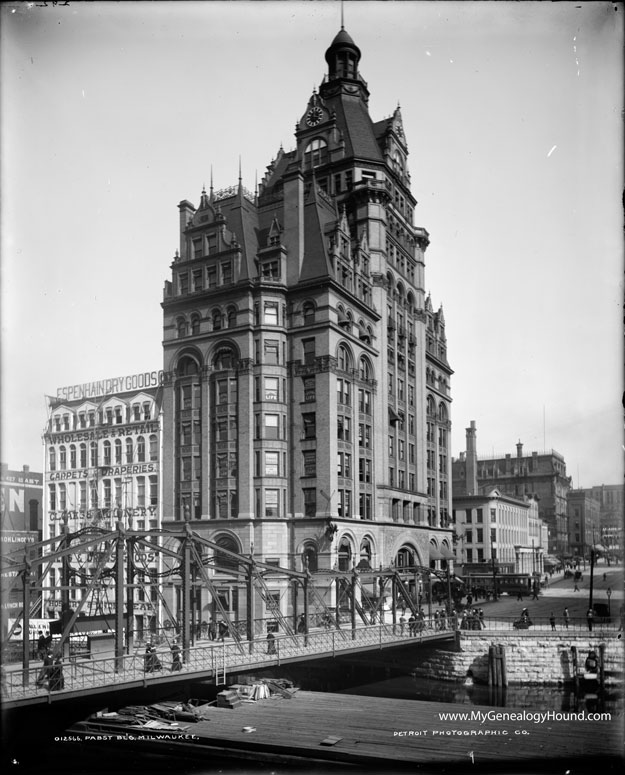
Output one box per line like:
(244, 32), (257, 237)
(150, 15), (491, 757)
(210, 165), (214, 198)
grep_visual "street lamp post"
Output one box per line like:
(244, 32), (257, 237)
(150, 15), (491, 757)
(588, 547), (595, 613)
(607, 587), (612, 617)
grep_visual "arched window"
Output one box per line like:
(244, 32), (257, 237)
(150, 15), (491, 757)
(359, 356), (372, 381)
(302, 543), (318, 573)
(177, 318), (187, 338)
(214, 347), (236, 371)
(136, 436), (145, 463)
(302, 301), (315, 325)
(125, 438), (133, 464)
(177, 355), (199, 376)
(69, 444), (76, 469)
(426, 396), (435, 417)
(338, 537), (352, 572)
(227, 306), (237, 328)
(396, 544), (417, 570)
(190, 314), (200, 336)
(212, 309), (222, 330)
(337, 343), (352, 372)
(214, 534), (240, 573)
(149, 434), (158, 461)
(90, 442), (98, 467)
(49, 447), (56, 471)
(80, 443), (87, 468)
(359, 538), (372, 570)
(59, 446), (67, 470)
(103, 441), (111, 465)
(114, 439), (122, 464)
(438, 403), (448, 423)
(303, 138), (328, 169)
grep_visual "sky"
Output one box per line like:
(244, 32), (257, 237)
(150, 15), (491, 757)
(1, 0), (623, 488)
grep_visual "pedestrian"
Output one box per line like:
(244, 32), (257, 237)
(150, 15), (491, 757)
(297, 614), (306, 634)
(37, 630), (46, 659)
(478, 609), (484, 628)
(218, 621), (227, 641)
(170, 640), (182, 671)
(516, 589), (523, 601)
(602, 573), (607, 582)
(586, 608), (594, 632)
(574, 580), (579, 592)
(549, 613), (556, 631)
(208, 618), (216, 641)
(144, 644), (154, 672)
(266, 631), (276, 655)
(399, 614), (406, 635)
(36, 650), (53, 687)
(408, 615), (415, 636)
(531, 584), (539, 601)
(48, 656), (64, 691)
(563, 607), (570, 629)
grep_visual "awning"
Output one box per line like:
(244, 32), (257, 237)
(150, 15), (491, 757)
(429, 546), (444, 560)
(440, 546), (455, 560)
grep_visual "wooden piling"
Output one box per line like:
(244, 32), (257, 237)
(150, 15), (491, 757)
(499, 644), (508, 687)
(598, 642), (605, 689)
(571, 646), (579, 690)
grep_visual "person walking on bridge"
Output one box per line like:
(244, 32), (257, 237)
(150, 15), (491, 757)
(563, 607), (570, 629)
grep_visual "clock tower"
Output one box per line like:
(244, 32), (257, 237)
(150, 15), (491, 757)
(161, 25), (453, 625)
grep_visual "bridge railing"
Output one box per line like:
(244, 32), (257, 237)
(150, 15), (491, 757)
(1, 617), (457, 702)
(459, 616), (620, 632)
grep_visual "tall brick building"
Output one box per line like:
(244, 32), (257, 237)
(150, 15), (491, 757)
(160, 27), (453, 621)
(453, 435), (571, 556)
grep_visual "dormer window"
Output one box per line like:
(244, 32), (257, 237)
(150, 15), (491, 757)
(192, 237), (203, 259)
(304, 138), (328, 169)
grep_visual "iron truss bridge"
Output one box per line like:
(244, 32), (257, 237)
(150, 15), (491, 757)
(1, 523), (459, 708)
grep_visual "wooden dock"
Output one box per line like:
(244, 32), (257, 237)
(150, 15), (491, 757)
(90, 690), (623, 770)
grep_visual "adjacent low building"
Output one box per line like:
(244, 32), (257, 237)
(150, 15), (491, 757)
(0, 464), (43, 634)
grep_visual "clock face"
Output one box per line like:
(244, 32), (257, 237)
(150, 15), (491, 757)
(306, 107), (323, 127)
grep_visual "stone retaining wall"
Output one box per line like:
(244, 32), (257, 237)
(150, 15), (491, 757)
(411, 631), (624, 685)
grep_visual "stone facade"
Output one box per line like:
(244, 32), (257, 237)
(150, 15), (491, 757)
(412, 632), (623, 686)
(159, 27), (455, 625)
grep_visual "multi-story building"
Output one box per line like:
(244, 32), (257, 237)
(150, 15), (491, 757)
(452, 423), (544, 579)
(585, 484), (623, 562)
(160, 26), (454, 623)
(42, 372), (162, 639)
(453, 429), (571, 555)
(567, 489), (601, 562)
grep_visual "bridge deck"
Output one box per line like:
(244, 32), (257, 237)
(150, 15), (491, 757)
(2, 622), (455, 709)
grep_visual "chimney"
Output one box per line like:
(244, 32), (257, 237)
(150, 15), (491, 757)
(466, 420), (478, 495)
(516, 441), (523, 459)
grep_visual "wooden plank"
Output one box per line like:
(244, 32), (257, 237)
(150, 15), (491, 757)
(128, 691), (621, 767)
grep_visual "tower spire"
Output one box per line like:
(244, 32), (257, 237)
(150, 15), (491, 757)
(341, 0), (344, 30)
